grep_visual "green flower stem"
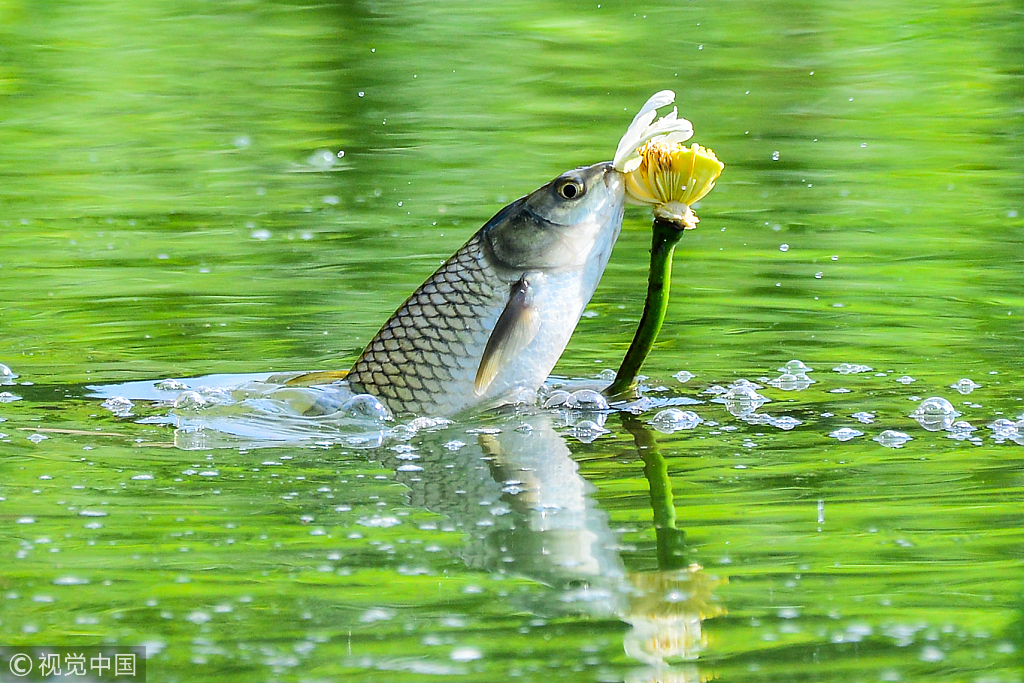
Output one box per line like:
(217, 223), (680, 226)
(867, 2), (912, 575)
(621, 415), (689, 570)
(604, 217), (685, 398)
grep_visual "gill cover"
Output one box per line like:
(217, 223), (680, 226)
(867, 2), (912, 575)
(483, 165), (610, 270)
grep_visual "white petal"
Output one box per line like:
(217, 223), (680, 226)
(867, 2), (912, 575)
(613, 91), (694, 171)
(614, 91), (675, 169)
(614, 111), (658, 169)
(636, 90), (676, 120)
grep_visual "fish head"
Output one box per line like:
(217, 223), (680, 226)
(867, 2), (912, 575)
(483, 161), (625, 270)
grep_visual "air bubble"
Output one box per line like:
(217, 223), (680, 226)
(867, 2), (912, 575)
(0, 363), (17, 384)
(874, 430), (913, 448)
(780, 360), (813, 374)
(565, 389), (610, 411)
(950, 378), (980, 395)
(833, 363), (873, 374)
(769, 373), (814, 391)
(910, 397), (960, 431)
(769, 415), (802, 431)
(341, 394), (393, 422)
(542, 390), (571, 408)
(569, 420), (609, 443)
(648, 409), (703, 433)
(173, 391), (208, 411)
(829, 427), (863, 442)
(100, 396), (134, 417)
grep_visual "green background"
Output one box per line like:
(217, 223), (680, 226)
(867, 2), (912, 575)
(0, 1), (1022, 681)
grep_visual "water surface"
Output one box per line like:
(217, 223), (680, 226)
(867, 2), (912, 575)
(1, 1), (1022, 681)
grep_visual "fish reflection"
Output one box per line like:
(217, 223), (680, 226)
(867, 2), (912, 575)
(399, 410), (726, 677)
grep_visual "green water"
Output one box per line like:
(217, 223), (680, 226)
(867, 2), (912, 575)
(2, 0), (1023, 681)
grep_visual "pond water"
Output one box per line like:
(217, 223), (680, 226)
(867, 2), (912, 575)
(1, 0), (1022, 681)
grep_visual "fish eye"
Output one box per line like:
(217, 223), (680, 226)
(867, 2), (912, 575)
(556, 177), (585, 200)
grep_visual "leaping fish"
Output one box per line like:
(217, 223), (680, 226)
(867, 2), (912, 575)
(345, 162), (626, 417)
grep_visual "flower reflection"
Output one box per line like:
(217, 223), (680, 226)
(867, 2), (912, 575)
(622, 564), (727, 667)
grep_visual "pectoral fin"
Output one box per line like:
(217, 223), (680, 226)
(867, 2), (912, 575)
(474, 276), (541, 395)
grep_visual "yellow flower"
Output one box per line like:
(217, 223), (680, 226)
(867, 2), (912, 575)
(613, 91), (724, 229)
(625, 140), (724, 229)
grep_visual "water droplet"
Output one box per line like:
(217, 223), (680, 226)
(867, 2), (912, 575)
(648, 408), (702, 433)
(250, 228), (272, 240)
(829, 427), (863, 442)
(779, 244), (789, 252)
(772, 151), (780, 161)
(0, 391), (23, 403)
(100, 396), (134, 417)
(596, 368), (617, 381)
(27, 433), (48, 444)
(673, 370), (695, 383)
(895, 375), (916, 384)
(307, 149), (336, 171)
(950, 378), (980, 394)
(852, 412), (875, 424)
(910, 397), (960, 431)
(831, 255), (839, 261)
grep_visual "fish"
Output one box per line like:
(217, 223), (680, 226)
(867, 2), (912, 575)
(346, 161), (626, 417)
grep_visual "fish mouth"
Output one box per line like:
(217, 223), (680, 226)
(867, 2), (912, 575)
(597, 161), (625, 196)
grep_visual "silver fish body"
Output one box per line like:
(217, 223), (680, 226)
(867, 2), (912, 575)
(347, 161), (625, 417)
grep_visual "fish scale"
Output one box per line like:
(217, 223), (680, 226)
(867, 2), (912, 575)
(347, 232), (508, 416)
